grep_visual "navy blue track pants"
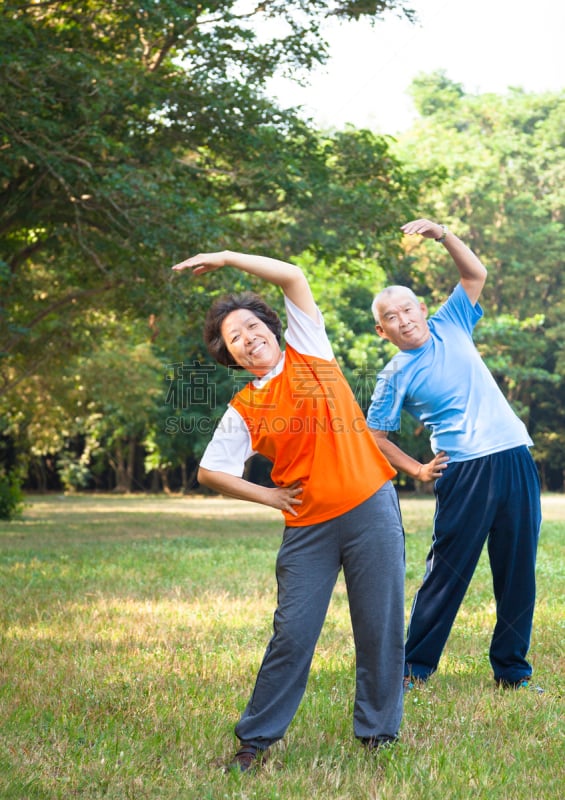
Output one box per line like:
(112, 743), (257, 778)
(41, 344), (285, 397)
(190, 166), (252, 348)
(405, 446), (541, 683)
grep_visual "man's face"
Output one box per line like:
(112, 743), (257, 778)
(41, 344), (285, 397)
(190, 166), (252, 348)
(221, 308), (282, 376)
(375, 290), (431, 351)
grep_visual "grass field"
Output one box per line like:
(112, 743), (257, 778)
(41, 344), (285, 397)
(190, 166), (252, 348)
(1, 492), (563, 800)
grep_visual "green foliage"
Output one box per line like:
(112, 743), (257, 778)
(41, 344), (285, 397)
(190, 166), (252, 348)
(0, 468), (24, 520)
(409, 69), (465, 117)
(56, 453), (92, 492)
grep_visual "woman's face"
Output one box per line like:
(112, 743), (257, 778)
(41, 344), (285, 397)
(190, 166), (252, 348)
(220, 308), (282, 376)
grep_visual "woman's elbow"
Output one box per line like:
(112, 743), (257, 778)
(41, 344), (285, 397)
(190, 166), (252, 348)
(197, 466), (213, 488)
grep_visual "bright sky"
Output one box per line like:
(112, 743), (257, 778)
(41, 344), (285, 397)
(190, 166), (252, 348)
(267, 0), (565, 134)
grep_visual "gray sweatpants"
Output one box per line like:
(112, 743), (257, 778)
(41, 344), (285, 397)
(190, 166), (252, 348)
(235, 481), (405, 747)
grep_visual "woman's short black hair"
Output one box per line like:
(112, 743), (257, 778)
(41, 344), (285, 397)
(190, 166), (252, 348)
(203, 291), (283, 369)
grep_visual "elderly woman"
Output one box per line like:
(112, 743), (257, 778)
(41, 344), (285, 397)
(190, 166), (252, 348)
(172, 250), (405, 772)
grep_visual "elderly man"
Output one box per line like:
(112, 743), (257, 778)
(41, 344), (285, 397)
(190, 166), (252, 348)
(367, 218), (542, 693)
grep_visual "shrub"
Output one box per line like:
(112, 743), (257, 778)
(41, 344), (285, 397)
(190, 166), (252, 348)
(0, 469), (24, 520)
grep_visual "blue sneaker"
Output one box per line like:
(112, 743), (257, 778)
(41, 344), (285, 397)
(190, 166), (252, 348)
(496, 678), (544, 694)
(403, 675), (427, 693)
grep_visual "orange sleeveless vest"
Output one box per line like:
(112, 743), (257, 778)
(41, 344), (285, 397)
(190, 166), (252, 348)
(230, 344), (396, 526)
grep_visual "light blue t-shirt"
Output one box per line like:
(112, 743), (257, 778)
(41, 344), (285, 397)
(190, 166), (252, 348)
(366, 283), (533, 462)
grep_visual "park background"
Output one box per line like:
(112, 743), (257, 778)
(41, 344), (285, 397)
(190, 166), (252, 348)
(1, 0), (564, 506)
(1, 3), (564, 798)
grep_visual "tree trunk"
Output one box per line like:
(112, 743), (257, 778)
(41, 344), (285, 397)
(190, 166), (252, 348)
(127, 437), (137, 492)
(149, 469), (161, 493)
(113, 441), (129, 493)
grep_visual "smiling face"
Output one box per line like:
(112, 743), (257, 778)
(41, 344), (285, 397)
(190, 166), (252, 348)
(374, 288), (431, 350)
(220, 308), (283, 376)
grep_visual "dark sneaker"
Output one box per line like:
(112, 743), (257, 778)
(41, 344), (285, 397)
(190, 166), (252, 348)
(361, 735), (398, 751)
(225, 744), (269, 773)
(496, 678), (544, 694)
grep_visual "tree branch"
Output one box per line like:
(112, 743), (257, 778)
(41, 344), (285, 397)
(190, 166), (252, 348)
(1, 282), (120, 356)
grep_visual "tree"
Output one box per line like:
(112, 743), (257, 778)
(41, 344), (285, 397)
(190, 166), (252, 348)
(1, 1), (416, 384)
(1, 0), (422, 490)
(409, 69), (464, 118)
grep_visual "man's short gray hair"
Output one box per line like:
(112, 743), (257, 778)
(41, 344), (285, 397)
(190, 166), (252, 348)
(371, 286), (421, 324)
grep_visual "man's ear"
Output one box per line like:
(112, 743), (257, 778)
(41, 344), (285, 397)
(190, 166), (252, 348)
(420, 302), (428, 317)
(375, 324), (389, 341)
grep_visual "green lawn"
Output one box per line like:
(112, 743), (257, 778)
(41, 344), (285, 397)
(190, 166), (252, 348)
(1, 493), (563, 800)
